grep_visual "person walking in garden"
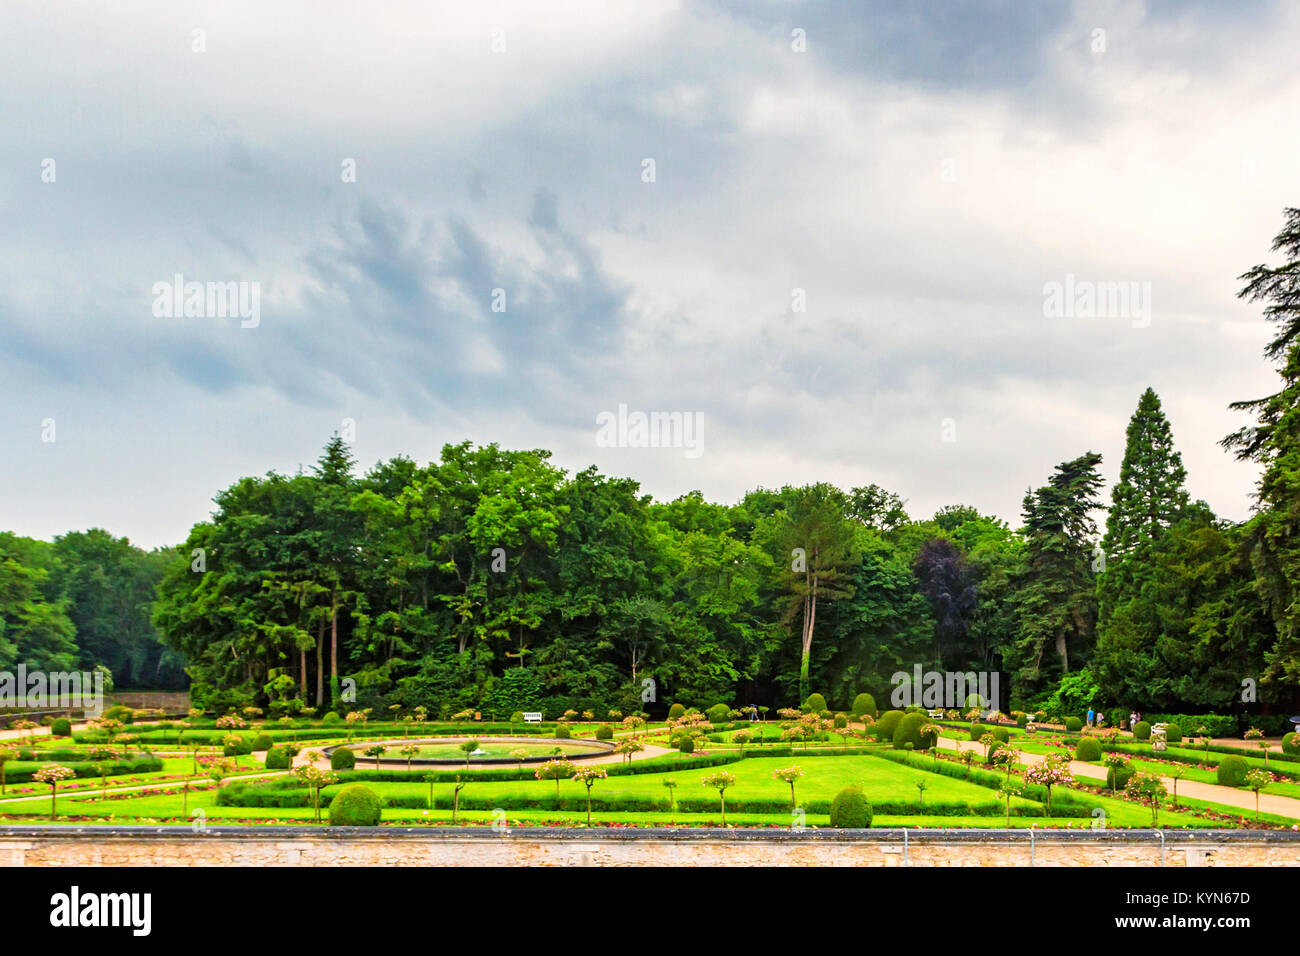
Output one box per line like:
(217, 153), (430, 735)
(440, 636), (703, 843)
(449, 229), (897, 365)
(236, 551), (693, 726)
(1087, 707), (1095, 727)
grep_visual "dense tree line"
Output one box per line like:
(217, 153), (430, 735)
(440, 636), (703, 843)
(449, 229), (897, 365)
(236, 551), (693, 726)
(9, 209), (1300, 724)
(0, 529), (184, 688)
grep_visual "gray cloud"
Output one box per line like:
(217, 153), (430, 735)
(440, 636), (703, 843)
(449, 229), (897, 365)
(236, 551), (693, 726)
(0, 0), (1294, 547)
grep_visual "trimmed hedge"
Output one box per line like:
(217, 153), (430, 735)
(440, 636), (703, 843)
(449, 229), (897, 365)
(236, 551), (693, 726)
(875, 749), (1091, 818)
(803, 694), (828, 714)
(594, 725), (613, 740)
(330, 747), (356, 770)
(4, 757), (163, 786)
(50, 718), (72, 737)
(667, 703), (686, 721)
(1063, 716), (1083, 733)
(1132, 721), (1152, 741)
(1163, 723), (1183, 743)
(1147, 713), (1236, 738)
(265, 747), (293, 770)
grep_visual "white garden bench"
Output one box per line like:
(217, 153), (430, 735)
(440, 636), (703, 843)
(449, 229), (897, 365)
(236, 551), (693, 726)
(522, 712), (543, 723)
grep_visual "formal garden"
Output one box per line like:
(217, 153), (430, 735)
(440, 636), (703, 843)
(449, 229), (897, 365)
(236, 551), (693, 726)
(3, 695), (1299, 832)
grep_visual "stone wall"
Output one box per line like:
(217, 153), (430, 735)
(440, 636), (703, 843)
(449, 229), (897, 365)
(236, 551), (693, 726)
(2, 827), (1299, 867)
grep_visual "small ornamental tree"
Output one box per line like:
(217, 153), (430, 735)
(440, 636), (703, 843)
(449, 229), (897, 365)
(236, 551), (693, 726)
(535, 759), (575, 798)
(959, 748), (978, 774)
(292, 764), (338, 823)
(771, 765), (804, 810)
(206, 756), (236, 790)
(733, 729), (752, 755)
(399, 744), (419, 769)
(33, 765), (76, 819)
(97, 760), (112, 802)
(979, 732), (996, 759)
(363, 744), (389, 769)
(701, 771), (737, 825)
(1102, 752), (1131, 796)
(615, 739), (645, 764)
(1023, 757), (1074, 813)
(510, 748), (529, 767)
(1244, 769), (1272, 821)
(622, 715), (646, 737)
(573, 766), (608, 825)
(1124, 772), (1167, 827)
(991, 746), (1019, 781)
(1168, 764), (1187, 808)
(344, 710), (368, 742)
(0, 745), (17, 794)
(451, 776), (468, 823)
(662, 779), (679, 822)
(459, 739), (479, 768)
(998, 780), (1023, 827)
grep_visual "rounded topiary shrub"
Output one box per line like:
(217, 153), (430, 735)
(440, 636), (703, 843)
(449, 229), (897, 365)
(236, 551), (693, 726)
(330, 747), (356, 771)
(1075, 736), (1102, 761)
(1107, 763), (1135, 791)
(833, 713), (848, 729)
(874, 710), (905, 742)
(328, 784), (382, 826)
(851, 693), (877, 718)
(1016, 713), (1028, 727)
(509, 711), (525, 724)
(51, 717), (72, 737)
(1164, 723), (1182, 744)
(707, 703), (731, 724)
(667, 703), (686, 721)
(265, 746), (292, 770)
(594, 724), (613, 740)
(893, 712), (937, 751)
(251, 733), (273, 751)
(554, 725), (572, 739)
(1133, 720), (1151, 741)
(1064, 716), (1083, 733)
(992, 727), (1010, 744)
(1216, 755), (1249, 787)
(969, 723), (988, 742)
(1283, 732), (1300, 756)
(803, 693), (828, 714)
(678, 736), (695, 754)
(829, 784), (872, 828)
(321, 712), (341, 725)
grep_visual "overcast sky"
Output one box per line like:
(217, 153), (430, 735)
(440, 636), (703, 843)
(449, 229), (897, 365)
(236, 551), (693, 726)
(2, 0), (1297, 549)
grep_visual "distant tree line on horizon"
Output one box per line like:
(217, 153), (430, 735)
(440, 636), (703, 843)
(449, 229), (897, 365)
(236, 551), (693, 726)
(3, 208), (1299, 727)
